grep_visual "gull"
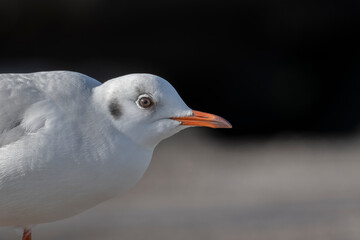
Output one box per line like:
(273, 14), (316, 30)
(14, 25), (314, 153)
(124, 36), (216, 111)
(0, 71), (231, 240)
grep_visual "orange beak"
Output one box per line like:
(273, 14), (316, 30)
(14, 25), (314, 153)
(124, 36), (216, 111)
(171, 110), (232, 129)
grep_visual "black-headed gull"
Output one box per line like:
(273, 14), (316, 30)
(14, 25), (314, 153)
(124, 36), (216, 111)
(0, 71), (231, 240)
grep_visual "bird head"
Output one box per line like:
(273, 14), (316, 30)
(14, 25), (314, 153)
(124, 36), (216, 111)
(93, 74), (231, 148)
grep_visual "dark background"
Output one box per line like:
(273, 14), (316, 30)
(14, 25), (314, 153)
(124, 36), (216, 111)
(1, 0), (360, 138)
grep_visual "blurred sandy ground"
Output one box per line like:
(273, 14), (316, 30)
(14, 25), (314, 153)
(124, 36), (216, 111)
(3, 129), (360, 240)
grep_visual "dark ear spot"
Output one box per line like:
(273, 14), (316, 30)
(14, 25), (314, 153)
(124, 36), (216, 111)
(108, 99), (121, 119)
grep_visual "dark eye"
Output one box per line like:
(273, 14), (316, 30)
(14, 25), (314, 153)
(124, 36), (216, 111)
(138, 96), (153, 108)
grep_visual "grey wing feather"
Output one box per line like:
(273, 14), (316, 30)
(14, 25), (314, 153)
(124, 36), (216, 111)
(0, 71), (101, 148)
(0, 73), (44, 147)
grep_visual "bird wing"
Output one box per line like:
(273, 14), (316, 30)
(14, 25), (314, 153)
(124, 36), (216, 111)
(0, 71), (101, 148)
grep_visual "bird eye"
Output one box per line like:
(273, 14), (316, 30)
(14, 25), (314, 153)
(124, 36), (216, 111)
(137, 96), (153, 108)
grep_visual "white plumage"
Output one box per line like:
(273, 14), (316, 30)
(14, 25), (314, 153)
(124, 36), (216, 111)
(0, 71), (231, 239)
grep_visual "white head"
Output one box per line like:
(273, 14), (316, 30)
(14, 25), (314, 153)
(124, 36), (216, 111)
(93, 74), (231, 148)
